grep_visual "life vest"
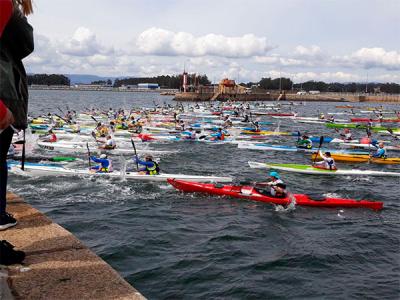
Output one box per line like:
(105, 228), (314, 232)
(326, 158), (337, 170)
(376, 148), (387, 158)
(146, 162), (159, 175)
(104, 139), (116, 149)
(49, 134), (57, 143)
(100, 160), (112, 172)
(100, 127), (108, 136)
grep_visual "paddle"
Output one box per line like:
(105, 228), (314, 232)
(130, 138), (139, 171)
(91, 115), (99, 124)
(91, 131), (101, 147)
(55, 114), (71, 125)
(387, 128), (399, 140)
(312, 136), (324, 165)
(86, 142), (91, 168)
(21, 129), (26, 171)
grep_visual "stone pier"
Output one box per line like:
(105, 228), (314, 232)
(0, 193), (145, 300)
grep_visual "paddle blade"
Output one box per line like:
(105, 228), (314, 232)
(319, 136), (324, 147)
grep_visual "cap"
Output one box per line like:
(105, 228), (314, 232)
(100, 154), (107, 159)
(269, 171), (280, 179)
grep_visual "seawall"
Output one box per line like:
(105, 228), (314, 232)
(173, 92), (400, 103)
(0, 193), (145, 300)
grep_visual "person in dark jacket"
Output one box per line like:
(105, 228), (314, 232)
(0, 0), (34, 231)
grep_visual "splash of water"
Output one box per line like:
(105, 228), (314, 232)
(24, 127), (38, 155)
(274, 192), (296, 212)
(274, 120), (281, 133)
(119, 156), (127, 181)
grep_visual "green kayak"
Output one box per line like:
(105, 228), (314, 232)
(326, 123), (400, 132)
(248, 161), (400, 177)
(49, 156), (77, 162)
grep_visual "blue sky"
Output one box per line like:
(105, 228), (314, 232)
(25, 0), (400, 83)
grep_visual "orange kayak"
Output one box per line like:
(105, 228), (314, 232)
(311, 153), (400, 164)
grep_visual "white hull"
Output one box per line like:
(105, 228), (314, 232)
(37, 141), (173, 155)
(8, 163), (232, 182)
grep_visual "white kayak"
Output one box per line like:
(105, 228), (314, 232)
(37, 141), (174, 155)
(340, 143), (400, 151)
(330, 138), (360, 143)
(8, 161), (232, 183)
(54, 133), (142, 143)
(248, 161), (400, 177)
(237, 143), (368, 154)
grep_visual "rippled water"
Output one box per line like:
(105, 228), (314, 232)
(8, 90), (400, 299)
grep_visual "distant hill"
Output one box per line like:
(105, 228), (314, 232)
(66, 74), (118, 85)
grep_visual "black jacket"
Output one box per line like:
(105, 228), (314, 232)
(0, 8), (34, 129)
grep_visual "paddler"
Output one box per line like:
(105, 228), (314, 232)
(256, 171), (287, 198)
(95, 122), (109, 137)
(314, 151), (337, 170)
(41, 129), (57, 143)
(70, 121), (80, 133)
(242, 114), (250, 123)
(90, 154), (112, 173)
(223, 115), (232, 128)
(297, 135), (313, 149)
(340, 128), (352, 141)
(252, 120), (261, 132)
(211, 128), (225, 141)
(99, 135), (116, 150)
(370, 142), (387, 158)
(134, 155), (160, 175)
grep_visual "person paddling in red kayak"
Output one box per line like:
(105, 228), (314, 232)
(40, 129), (57, 143)
(256, 171), (287, 198)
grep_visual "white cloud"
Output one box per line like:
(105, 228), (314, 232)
(135, 27), (274, 58)
(62, 27), (112, 57)
(292, 71), (359, 82)
(24, 30), (400, 84)
(188, 57), (225, 68)
(339, 47), (400, 70)
(293, 45), (323, 58)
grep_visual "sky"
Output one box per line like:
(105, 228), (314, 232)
(25, 0), (400, 83)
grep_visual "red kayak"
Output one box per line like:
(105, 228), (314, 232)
(350, 118), (400, 123)
(168, 179), (383, 210)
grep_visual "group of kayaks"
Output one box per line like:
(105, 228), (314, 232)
(9, 102), (399, 212)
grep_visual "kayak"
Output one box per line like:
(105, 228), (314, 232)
(167, 179), (383, 210)
(238, 143), (369, 154)
(248, 161), (400, 177)
(241, 130), (295, 136)
(310, 137), (333, 143)
(339, 143), (400, 152)
(326, 123), (399, 132)
(8, 161), (232, 183)
(329, 138), (360, 143)
(36, 141), (174, 156)
(350, 118), (400, 123)
(9, 156), (79, 163)
(311, 153), (400, 164)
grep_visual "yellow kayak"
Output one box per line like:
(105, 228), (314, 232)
(242, 130), (291, 136)
(312, 153), (400, 164)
